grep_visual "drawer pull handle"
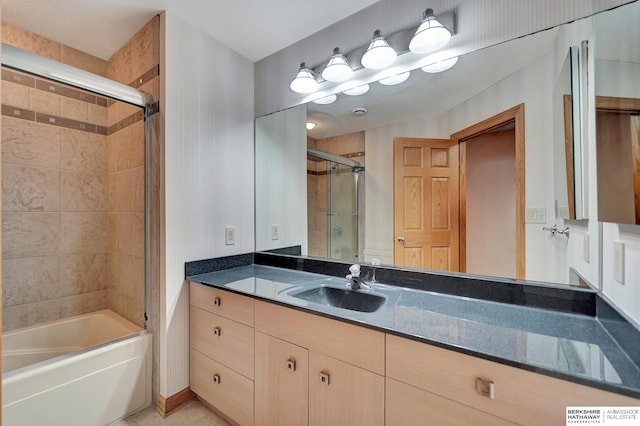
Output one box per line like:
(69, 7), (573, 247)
(286, 359), (296, 372)
(213, 374), (221, 384)
(476, 378), (495, 399)
(213, 297), (221, 307)
(320, 371), (330, 386)
(213, 327), (221, 337)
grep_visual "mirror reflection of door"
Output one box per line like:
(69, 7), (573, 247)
(596, 96), (640, 225)
(393, 105), (525, 279)
(393, 138), (460, 270)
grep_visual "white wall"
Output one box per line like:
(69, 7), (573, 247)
(255, 105), (307, 252)
(160, 12), (255, 397)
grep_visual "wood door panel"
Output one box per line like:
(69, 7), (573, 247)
(394, 138), (459, 271)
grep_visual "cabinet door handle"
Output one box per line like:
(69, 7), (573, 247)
(286, 359), (296, 372)
(213, 326), (221, 337)
(320, 371), (330, 386)
(476, 378), (495, 399)
(213, 297), (221, 307)
(213, 374), (221, 384)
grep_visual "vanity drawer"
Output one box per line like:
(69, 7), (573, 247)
(190, 282), (254, 326)
(386, 377), (516, 426)
(190, 306), (254, 379)
(190, 349), (254, 426)
(255, 300), (385, 375)
(386, 334), (640, 425)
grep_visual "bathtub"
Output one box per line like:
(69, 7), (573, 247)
(2, 309), (152, 426)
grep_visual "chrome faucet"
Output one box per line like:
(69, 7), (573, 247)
(346, 264), (370, 290)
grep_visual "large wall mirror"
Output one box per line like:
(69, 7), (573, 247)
(594, 1), (640, 225)
(255, 5), (614, 287)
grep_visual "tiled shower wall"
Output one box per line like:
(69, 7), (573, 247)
(1, 18), (159, 331)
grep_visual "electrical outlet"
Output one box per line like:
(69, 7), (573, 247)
(225, 226), (236, 245)
(583, 233), (590, 264)
(614, 241), (624, 284)
(271, 224), (280, 240)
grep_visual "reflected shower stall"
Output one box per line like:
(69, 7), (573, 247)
(307, 147), (364, 261)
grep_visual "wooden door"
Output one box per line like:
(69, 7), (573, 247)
(393, 137), (459, 271)
(255, 332), (309, 426)
(309, 351), (384, 426)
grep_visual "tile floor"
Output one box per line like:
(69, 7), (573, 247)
(109, 398), (229, 426)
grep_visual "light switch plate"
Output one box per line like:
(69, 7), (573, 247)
(225, 226), (236, 245)
(614, 241), (624, 284)
(583, 233), (590, 264)
(271, 224), (280, 240)
(525, 208), (546, 224)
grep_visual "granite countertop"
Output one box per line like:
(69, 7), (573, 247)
(188, 264), (640, 399)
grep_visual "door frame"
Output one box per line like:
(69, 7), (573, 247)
(450, 104), (526, 280)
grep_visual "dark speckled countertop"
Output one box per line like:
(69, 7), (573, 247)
(188, 264), (640, 399)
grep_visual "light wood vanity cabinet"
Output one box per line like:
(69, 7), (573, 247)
(386, 334), (640, 425)
(189, 283), (255, 425)
(254, 300), (385, 426)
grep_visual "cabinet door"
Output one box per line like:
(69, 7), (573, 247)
(309, 352), (384, 426)
(386, 377), (516, 426)
(255, 332), (309, 426)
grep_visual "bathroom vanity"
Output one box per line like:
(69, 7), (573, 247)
(186, 255), (640, 426)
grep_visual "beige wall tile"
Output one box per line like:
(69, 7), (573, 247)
(61, 45), (108, 76)
(88, 104), (108, 127)
(107, 101), (140, 127)
(117, 213), (144, 257)
(61, 97), (89, 122)
(2, 80), (30, 109)
(133, 166), (144, 212)
(3, 299), (61, 332)
(108, 214), (118, 254)
(61, 129), (107, 173)
(107, 41), (133, 84)
(113, 169), (135, 212)
(61, 212), (108, 255)
(2, 212), (61, 258)
(115, 122), (144, 171)
(2, 257), (61, 307)
(2, 165), (61, 212)
(107, 136), (118, 173)
(1, 22), (62, 61)
(60, 254), (109, 296)
(138, 77), (159, 103)
(30, 88), (62, 116)
(117, 254), (144, 299)
(62, 171), (107, 211)
(2, 117), (61, 168)
(107, 174), (117, 211)
(130, 17), (159, 79)
(60, 290), (108, 318)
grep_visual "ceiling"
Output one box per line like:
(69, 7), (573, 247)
(0, 0), (381, 62)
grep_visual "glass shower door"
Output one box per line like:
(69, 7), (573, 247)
(327, 162), (360, 261)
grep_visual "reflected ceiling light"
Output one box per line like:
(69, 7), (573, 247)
(421, 55), (459, 73)
(409, 8), (452, 54)
(361, 30), (397, 69)
(322, 47), (353, 82)
(343, 84), (370, 96)
(313, 94), (337, 104)
(306, 121), (317, 130)
(289, 62), (319, 93)
(379, 71), (410, 86)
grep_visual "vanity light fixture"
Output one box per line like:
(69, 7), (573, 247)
(322, 47), (354, 82)
(343, 84), (370, 96)
(361, 30), (397, 69)
(379, 71), (411, 86)
(306, 121), (317, 130)
(421, 55), (459, 73)
(289, 62), (319, 93)
(409, 8), (452, 54)
(313, 94), (338, 104)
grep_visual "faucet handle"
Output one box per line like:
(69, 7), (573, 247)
(349, 264), (361, 277)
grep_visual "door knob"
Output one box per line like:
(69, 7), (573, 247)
(397, 236), (405, 243)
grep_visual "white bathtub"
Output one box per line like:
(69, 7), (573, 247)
(2, 310), (152, 426)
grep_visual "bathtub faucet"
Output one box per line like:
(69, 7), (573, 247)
(346, 264), (370, 290)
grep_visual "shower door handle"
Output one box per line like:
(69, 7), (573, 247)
(397, 236), (405, 243)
